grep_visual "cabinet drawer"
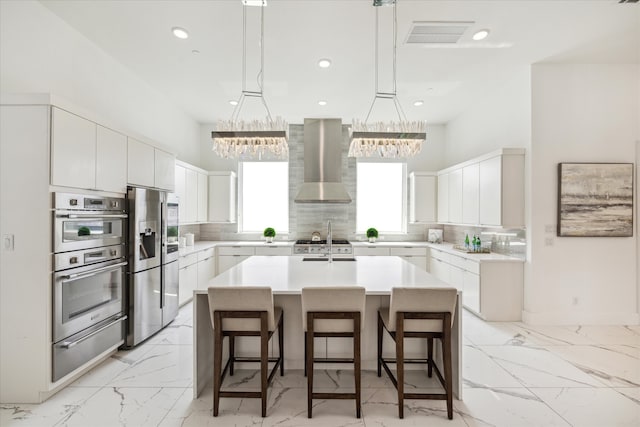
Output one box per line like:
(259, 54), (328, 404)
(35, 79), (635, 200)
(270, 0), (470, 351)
(255, 246), (292, 255)
(390, 247), (426, 256)
(448, 253), (467, 270)
(463, 271), (480, 313)
(180, 253), (198, 268)
(197, 248), (215, 261)
(217, 246), (255, 256)
(429, 248), (450, 263)
(353, 246), (390, 256)
(464, 259), (480, 275)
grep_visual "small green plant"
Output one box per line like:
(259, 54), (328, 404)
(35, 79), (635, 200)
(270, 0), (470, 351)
(263, 227), (276, 238)
(366, 227), (378, 239)
(77, 226), (91, 236)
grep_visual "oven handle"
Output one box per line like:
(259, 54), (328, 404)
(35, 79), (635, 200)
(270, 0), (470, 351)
(61, 261), (128, 283)
(55, 214), (128, 219)
(57, 316), (127, 349)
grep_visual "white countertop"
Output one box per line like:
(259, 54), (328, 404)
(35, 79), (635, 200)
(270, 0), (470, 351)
(425, 242), (524, 262)
(195, 255), (453, 295)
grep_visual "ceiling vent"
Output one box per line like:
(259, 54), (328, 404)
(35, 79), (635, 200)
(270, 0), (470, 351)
(405, 21), (474, 45)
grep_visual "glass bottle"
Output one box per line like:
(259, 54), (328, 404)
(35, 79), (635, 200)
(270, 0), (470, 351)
(477, 235), (482, 252)
(464, 234), (470, 249)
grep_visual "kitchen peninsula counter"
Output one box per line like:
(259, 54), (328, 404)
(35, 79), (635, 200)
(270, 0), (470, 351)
(192, 256), (463, 399)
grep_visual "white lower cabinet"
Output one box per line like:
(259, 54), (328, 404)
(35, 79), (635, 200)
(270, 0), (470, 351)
(217, 246), (255, 274)
(463, 270), (480, 313)
(353, 246), (390, 256)
(390, 247), (427, 271)
(179, 253), (198, 306)
(255, 246), (292, 256)
(196, 249), (216, 290)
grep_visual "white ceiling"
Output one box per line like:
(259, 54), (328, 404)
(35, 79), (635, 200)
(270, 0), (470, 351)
(40, 0), (639, 125)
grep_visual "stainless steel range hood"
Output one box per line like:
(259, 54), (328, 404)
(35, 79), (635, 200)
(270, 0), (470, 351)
(294, 118), (352, 203)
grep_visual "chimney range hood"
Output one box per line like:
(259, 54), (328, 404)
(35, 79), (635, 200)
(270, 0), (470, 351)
(294, 118), (352, 203)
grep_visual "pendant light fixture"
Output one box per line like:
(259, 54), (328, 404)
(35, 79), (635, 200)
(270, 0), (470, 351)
(349, 0), (426, 158)
(211, 1), (288, 159)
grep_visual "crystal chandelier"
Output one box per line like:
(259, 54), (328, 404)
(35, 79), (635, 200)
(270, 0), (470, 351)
(211, 1), (288, 160)
(349, 0), (426, 158)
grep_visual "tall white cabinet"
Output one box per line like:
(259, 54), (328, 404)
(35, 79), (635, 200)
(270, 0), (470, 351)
(128, 138), (175, 191)
(208, 171), (237, 223)
(409, 172), (437, 223)
(174, 160), (209, 224)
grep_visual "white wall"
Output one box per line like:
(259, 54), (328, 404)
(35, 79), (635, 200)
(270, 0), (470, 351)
(526, 64), (639, 324)
(0, 1), (201, 165)
(445, 67), (531, 166)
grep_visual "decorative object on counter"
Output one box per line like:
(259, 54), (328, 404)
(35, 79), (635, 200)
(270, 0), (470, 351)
(311, 231), (322, 241)
(348, 0), (426, 158)
(184, 233), (195, 246)
(452, 244), (490, 254)
(557, 163), (633, 237)
(464, 233), (470, 249)
(263, 227), (276, 243)
(427, 229), (443, 243)
(179, 236), (186, 248)
(366, 227), (379, 243)
(210, 1), (288, 160)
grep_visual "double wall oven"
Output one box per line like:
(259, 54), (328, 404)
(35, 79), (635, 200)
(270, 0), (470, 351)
(52, 193), (128, 382)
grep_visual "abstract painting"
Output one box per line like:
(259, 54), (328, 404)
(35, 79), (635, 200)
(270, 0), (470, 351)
(558, 163), (633, 237)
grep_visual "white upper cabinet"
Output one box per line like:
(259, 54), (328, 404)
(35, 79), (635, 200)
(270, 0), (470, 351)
(462, 163), (479, 225)
(209, 171), (236, 223)
(127, 138), (155, 187)
(96, 125), (127, 193)
(479, 152), (525, 227)
(174, 165), (186, 217)
(437, 173), (449, 223)
(154, 149), (175, 192)
(409, 172), (437, 223)
(197, 172), (208, 222)
(448, 168), (463, 224)
(127, 138), (174, 190)
(51, 107), (96, 190)
(185, 168), (198, 223)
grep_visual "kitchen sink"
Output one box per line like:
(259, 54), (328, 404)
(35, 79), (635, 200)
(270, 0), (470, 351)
(302, 257), (357, 262)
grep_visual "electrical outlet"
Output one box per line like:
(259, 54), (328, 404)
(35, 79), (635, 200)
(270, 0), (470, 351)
(544, 237), (554, 246)
(3, 234), (14, 251)
(572, 297), (579, 306)
(545, 224), (555, 233)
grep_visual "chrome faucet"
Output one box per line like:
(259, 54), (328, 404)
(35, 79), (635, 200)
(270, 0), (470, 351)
(327, 220), (333, 263)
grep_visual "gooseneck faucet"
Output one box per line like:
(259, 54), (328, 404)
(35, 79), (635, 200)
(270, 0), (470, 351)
(327, 220), (333, 263)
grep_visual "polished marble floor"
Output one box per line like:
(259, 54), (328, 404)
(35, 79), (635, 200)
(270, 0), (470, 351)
(2, 303), (639, 426)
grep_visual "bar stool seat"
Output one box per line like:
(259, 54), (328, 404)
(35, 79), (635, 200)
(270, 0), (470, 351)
(378, 287), (457, 419)
(208, 286), (284, 418)
(301, 286), (366, 418)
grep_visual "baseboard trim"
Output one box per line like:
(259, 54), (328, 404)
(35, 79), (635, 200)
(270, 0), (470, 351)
(521, 310), (640, 325)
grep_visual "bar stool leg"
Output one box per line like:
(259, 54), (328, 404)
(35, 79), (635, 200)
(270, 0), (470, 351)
(303, 332), (307, 377)
(278, 312), (285, 376)
(377, 313), (383, 377)
(260, 313), (268, 418)
(229, 335), (235, 376)
(443, 313), (453, 420)
(354, 315), (362, 419)
(396, 315), (405, 419)
(306, 314), (314, 418)
(213, 314), (223, 417)
(427, 337), (433, 378)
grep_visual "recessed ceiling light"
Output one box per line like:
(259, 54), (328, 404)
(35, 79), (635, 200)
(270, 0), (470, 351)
(413, 100), (424, 107)
(229, 100), (238, 106)
(191, 49), (200, 55)
(472, 29), (489, 41)
(318, 59), (332, 68)
(318, 100), (327, 106)
(172, 27), (189, 39)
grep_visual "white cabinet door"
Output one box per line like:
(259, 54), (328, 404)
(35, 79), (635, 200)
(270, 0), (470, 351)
(96, 126), (127, 193)
(197, 172), (208, 222)
(178, 264), (197, 306)
(479, 156), (501, 226)
(154, 149), (175, 191)
(209, 172), (237, 223)
(196, 255), (216, 290)
(217, 255), (249, 274)
(463, 270), (480, 313)
(448, 168), (463, 224)
(174, 165), (186, 223)
(449, 264), (464, 292)
(437, 173), (449, 223)
(255, 246), (292, 255)
(409, 172), (436, 223)
(51, 107), (96, 189)
(127, 138), (154, 187)
(400, 256), (427, 271)
(184, 168), (198, 223)
(353, 246), (390, 256)
(429, 256), (450, 283)
(462, 163), (479, 225)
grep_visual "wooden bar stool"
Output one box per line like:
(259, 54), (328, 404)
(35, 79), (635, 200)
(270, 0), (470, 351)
(301, 286), (366, 418)
(208, 286), (284, 417)
(377, 287), (457, 419)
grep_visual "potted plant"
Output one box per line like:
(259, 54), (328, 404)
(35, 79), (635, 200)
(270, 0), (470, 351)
(263, 227), (276, 243)
(366, 227), (378, 243)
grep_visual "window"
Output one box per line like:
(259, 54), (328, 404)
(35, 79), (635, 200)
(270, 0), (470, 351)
(356, 162), (406, 233)
(240, 162), (289, 233)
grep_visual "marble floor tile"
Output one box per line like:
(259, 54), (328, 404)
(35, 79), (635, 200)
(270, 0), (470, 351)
(0, 387), (99, 427)
(531, 387), (640, 427)
(108, 345), (193, 388)
(146, 322), (194, 345)
(615, 387), (640, 405)
(463, 345), (523, 388)
(543, 344), (640, 388)
(568, 325), (640, 346)
(60, 387), (184, 427)
(456, 387), (571, 427)
(506, 323), (599, 346)
(479, 345), (605, 388)
(461, 312), (523, 346)
(271, 369), (392, 389)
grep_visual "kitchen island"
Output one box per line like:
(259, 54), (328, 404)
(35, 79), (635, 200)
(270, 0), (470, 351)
(193, 255), (463, 400)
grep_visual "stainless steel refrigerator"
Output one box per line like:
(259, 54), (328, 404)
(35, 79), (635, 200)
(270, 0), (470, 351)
(126, 187), (179, 347)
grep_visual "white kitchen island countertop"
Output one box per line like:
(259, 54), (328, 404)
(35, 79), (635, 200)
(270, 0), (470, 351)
(192, 256), (463, 401)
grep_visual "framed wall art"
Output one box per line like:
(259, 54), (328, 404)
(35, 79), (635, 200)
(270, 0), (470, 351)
(557, 163), (633, 237)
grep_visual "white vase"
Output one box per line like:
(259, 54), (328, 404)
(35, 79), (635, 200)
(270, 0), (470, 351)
(368, 237), (377, 243)
(265, 236), (274, 243)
